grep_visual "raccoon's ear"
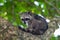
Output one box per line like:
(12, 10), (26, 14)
(27, 11), (32, 15)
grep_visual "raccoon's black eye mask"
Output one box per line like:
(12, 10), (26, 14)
(21, 18), (30, 24)
(22, 18), (30, 21)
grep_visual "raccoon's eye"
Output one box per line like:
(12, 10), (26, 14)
(22, 18), (30, 21)
(21, 19), (24, 21)
(25, 18), (30, 20)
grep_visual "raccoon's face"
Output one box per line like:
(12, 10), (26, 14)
(20, 12), (32, 19)
(20, 12), (33, 25)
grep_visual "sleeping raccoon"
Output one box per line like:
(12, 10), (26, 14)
(18, 12), (48, 35)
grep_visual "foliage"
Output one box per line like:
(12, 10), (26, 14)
(0, 0), (60, 27)
(50, 35), (56, 40)
(50, 35), (60, 40)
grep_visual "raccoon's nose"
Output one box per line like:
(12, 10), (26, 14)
(24, 21), (26, 24)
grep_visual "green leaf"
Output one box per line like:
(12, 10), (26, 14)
(0, 0), (4, 3)
(50, 35), (56, 40)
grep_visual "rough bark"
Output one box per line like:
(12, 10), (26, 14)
(0, 17), (60, 40)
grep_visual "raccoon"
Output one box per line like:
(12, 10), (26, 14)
(18, 12), (48, 35)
